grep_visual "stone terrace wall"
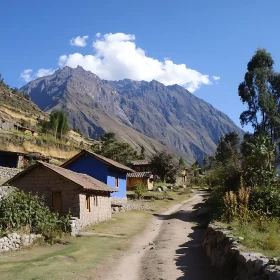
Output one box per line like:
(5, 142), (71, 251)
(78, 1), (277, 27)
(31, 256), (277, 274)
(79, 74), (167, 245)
(203, 224), (280, 279)
(0, 166), (21, 181)
(0, 232), (42, 252)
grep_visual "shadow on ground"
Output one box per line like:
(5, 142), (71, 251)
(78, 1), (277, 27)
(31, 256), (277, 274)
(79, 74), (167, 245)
(153, 191), (221, 280)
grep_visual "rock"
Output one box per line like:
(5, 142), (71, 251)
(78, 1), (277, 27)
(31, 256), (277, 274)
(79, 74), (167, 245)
(157, 187), (162, 192)
(161, 186), (168, 191)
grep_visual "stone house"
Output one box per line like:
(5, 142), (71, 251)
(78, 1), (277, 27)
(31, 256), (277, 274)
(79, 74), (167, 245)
(5, 161), (116, 233)
(127, 172), (154, 190)
(61, 149), (135, 204)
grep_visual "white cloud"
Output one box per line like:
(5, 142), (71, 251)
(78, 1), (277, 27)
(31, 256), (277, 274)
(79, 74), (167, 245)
(20, 68), (55, 83)
(70, 35), (89, 47)
(20, 69), (33, 83)
(59, 32), (215, 92)
(21, 33), (220, 91)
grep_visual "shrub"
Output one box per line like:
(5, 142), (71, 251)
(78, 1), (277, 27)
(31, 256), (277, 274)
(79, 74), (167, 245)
(134, 182), (146, 199)
(0, 190), (71, 242)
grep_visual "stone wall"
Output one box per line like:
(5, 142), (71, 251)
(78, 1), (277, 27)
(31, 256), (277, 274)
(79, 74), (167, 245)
(203, 224), (280, 279)
(111, 201), (147, 214)
(0, 232), (42, 252)
(111, 197), (128, 205)
(0, 166), (21, 181)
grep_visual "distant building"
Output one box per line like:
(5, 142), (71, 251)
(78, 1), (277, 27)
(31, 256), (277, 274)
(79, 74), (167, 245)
(0, 150), (49, 168)
(177, 167), (192, 186)
(0, 119), (38, 136)
(61, 149), (135, 204)
(127, 172), (154, 190)
(130, 160), (152, 172)
(5, 161), (116, 235)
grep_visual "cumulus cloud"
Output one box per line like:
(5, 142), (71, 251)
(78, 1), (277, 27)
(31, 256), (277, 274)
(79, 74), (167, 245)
(20, 68), (55, 83)
(70, 35), (89, 47)
(59, 33), (215, 92)
(21, 33), (220, 92)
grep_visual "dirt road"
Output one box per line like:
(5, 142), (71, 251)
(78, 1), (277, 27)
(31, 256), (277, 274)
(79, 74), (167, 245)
(101, 192), (220, 280)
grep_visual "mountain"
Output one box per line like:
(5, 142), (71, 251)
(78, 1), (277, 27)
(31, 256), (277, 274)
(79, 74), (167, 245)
(21, 66), (243, 163)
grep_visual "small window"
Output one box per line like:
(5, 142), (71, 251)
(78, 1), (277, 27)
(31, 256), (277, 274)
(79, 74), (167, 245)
(115, 174), (119, 188)
(93, 196), (98, 206)
(85, 194), (91, 212)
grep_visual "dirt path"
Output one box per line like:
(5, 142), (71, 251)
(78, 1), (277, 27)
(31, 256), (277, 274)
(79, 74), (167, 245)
(99, 192), (220, 280)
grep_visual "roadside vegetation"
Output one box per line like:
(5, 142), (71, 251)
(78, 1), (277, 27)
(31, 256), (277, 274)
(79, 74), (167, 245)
(0, 190), (71, 243)
(200, 48), (280, 257)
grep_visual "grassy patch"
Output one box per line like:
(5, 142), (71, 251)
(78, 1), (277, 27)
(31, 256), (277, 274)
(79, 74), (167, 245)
(0, 211), (151, 280)
(218, 219), (280, 258)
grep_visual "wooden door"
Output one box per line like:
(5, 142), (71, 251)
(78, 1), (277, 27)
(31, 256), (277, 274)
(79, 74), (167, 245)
(52, 192), (62, 214)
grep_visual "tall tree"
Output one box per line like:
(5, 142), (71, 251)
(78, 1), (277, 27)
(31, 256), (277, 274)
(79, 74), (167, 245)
(238, 48), (280, 141)
(215, 132), (240, 164)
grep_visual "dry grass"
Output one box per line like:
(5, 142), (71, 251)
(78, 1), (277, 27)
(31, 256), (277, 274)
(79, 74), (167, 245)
(0, 105), (37, 125)
(22, 142), (78, 159)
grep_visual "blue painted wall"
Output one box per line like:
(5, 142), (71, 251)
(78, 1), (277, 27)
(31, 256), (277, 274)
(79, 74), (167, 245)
(64, 153), (127, 198)
(107, 168), (127, 198)
(64, 153), (107, 183)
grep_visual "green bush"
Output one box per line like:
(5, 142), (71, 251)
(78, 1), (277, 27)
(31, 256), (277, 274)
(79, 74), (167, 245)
(0, 190), (71, 242)
(134, 182), (146, 199)
(249, 186), (280, 217)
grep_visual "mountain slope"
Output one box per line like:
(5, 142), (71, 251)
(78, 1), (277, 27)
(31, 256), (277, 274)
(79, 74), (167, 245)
(20, 67), (167, 156)
(21, 66), (243, 163)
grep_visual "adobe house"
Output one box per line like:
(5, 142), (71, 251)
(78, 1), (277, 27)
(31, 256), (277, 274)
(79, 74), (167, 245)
(61, 149), (135, 204)
(0, 150), (49, 168)
(127, 172), (154, 191)
(130, 160), (152, 172)
(5, 161), (116, 234)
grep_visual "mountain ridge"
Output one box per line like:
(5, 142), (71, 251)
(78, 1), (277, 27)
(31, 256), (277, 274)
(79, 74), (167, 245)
(21, 66), (243, 163)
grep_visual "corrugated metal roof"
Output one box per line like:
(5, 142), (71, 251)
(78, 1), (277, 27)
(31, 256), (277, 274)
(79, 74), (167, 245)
(61, 149), (135, 173)
(127, 172), (152, 178)
(6, 161), (117, 193)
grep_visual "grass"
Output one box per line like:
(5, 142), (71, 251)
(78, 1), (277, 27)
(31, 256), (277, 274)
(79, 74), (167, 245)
(0, 189), (193, 280)
(215, 219), (280, 258)
(0, 211), (151, 280)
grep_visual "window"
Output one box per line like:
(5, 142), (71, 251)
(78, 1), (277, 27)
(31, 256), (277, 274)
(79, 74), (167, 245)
(85, 194), (91, 211)
(93, 196), (98, 206)
(115, 174), (119, 188)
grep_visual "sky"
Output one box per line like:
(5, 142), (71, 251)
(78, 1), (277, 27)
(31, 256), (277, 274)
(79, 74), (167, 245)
(1, 0), (280, 131)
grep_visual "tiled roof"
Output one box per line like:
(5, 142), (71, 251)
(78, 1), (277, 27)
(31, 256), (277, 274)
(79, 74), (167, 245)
(130, 160), (151, 166)
(127, 172), (153, 178)
(6, 161), (117, 193)
(61, 149), (135, 173)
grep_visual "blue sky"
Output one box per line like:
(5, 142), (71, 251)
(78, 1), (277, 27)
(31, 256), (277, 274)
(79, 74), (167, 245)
(1, 0), (280, 131)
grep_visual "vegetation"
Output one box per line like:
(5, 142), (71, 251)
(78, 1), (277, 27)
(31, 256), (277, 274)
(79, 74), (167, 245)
(0, 190), (71, 243)
(201, 48), (280, 256)
(91, 132), (145, 165)
(150, 150), (179, 183)
(39, 111), (70, 140)
(134, 182), (146, 199)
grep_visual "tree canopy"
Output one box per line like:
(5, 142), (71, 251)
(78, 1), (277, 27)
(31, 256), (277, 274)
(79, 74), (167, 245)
(150, 150), (179, 183)
(91, 132), (144, 165)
